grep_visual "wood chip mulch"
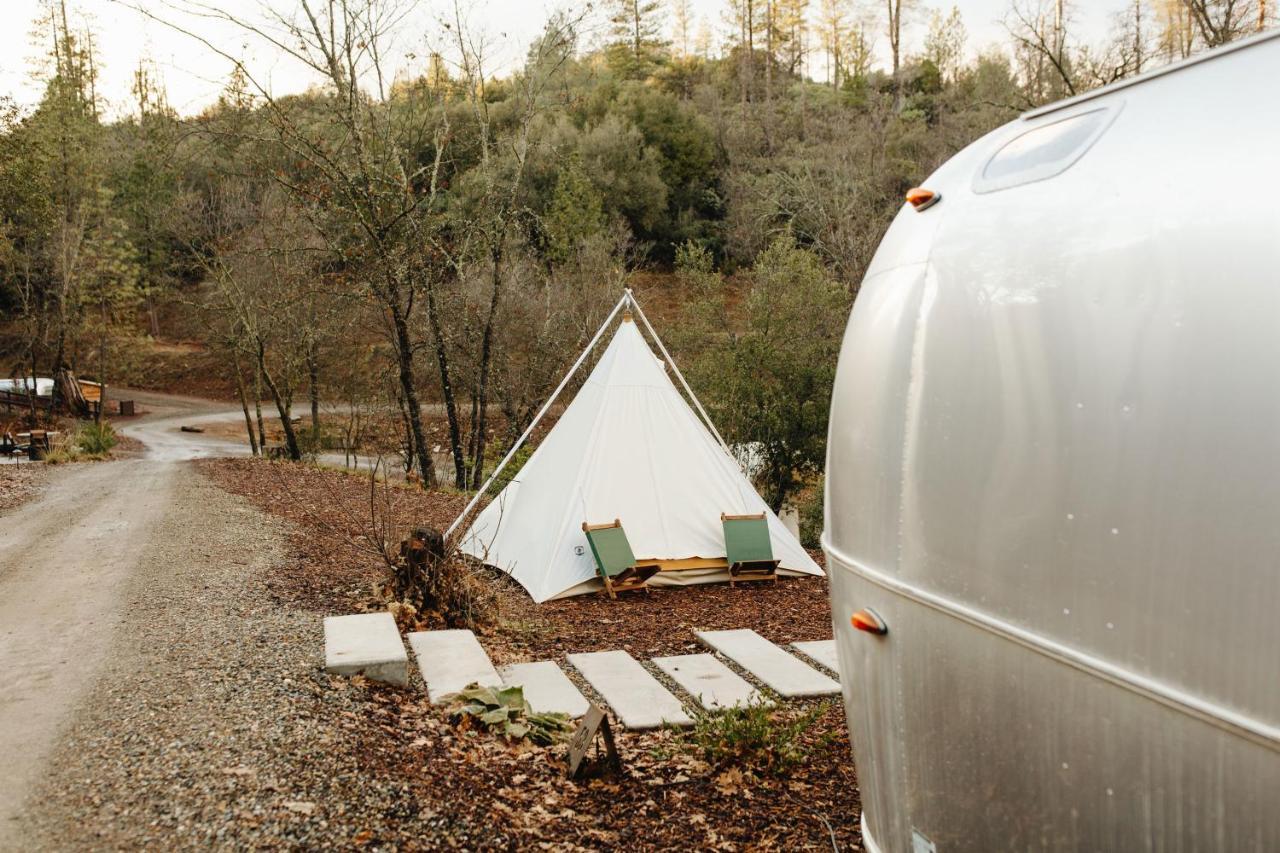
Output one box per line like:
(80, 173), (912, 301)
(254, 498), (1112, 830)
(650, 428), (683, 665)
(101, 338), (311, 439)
(0, 463), (49, 515)
(199, 457), (862, 851)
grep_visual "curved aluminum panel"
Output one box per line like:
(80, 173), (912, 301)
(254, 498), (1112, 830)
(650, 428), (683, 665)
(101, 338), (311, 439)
(826, 35), (1280, 853)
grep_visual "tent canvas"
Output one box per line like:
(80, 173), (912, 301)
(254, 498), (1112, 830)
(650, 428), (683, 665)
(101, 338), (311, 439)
(457, 313), (823, 602)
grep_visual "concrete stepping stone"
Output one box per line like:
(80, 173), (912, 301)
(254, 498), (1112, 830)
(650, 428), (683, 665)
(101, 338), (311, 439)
(407, 629), (502, 704)
(499, 661), (590, 719)
(696, 629), (840, 698)
(567, 650), (693, 730)
(323, 612), (408, 687)
(791, 640), (840, 675)
(652, 653), (765, 711)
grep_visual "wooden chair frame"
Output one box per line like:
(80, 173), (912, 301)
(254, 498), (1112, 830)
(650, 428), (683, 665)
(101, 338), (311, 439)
(582, 519), (660, 599)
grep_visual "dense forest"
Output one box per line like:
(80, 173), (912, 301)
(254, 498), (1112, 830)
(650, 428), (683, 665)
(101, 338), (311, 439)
(1, 0), (1272, 514)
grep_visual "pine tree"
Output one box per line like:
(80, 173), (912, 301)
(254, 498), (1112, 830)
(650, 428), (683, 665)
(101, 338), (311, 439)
(774, 0), (811, 75)
(816, 0), (849, 88)
(606, 0), (668, 78)
(672, 0), (695, 56)
(924, 6), (967, 84)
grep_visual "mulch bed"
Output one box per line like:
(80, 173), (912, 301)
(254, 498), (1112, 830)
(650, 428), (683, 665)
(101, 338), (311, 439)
(0, 463), (49, 515)
(199, 457), (861, 850)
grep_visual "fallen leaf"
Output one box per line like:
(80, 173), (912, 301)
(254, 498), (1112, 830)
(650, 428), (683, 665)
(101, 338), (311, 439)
(715, 768), (746, 795)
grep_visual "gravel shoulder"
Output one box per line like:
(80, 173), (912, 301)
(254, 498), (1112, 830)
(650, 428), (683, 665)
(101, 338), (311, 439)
(16, 465), (429, 850)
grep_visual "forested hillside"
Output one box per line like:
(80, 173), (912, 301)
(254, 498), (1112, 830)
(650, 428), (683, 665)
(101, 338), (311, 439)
(1, 0), (1271, 507)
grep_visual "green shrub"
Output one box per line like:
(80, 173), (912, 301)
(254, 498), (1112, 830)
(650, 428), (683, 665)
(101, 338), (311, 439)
(450, 683), (573, 745)
(683, 699), (835, 774)
(77, 421), (117, 456)
(798, 476), (824, 549)
(488, 443), (533, 492)
(40, 421), (117, 463)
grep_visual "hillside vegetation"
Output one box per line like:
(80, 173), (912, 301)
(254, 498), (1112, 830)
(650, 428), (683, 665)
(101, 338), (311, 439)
(1, 0), (1269, 505)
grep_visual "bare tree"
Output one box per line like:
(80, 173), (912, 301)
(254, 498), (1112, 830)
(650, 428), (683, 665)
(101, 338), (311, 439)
(1181, 0), (1265, 46)
(431, 11), (582, 488)
(1007, 0), (1078, 101)
(887, 0), (911, 109)
(134, 0), (454, 484)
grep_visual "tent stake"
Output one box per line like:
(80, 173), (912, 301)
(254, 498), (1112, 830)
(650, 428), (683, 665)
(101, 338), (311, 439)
(445, 291), (633, 541)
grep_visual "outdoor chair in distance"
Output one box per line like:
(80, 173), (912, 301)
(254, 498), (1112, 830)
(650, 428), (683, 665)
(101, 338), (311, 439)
(721, 513), (781, 587)
(582, 519), (660, 599)
(1, 432), (26, 461)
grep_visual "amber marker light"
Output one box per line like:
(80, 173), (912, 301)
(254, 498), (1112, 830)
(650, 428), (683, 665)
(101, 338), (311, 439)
(906, 187), (940, 211)
(851, 608), (888, 635)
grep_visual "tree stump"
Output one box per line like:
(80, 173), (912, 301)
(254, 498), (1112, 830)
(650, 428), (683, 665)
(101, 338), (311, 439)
(396, 526), (445, 608)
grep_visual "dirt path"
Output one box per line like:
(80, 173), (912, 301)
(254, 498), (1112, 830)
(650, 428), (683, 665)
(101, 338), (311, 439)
(116, 387), (392, 473)
(0, 390), (244, 847)
(0, 459), (179, 845)
(0, 390), (398, 850)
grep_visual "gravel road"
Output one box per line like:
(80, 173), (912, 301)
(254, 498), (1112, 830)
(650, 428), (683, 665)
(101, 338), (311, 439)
(0, 459), (180, 845)
(0, 390), (466, 850)
(4, 462), (438, 850)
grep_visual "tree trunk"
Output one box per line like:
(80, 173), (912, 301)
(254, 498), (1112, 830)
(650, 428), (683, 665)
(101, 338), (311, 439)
(54, 367), (90, 418)
(307, 340), (321, 450)
(424, 282), (467, 488)
(467, 249), (503, 489)
(27, 349), (39, 424)
(257, 342), (301, 461)
(253, 365), (267, 453)
(51, 325), (67, 412)
(95, 302), (106, 425)
(889, 0), (902, 111)
(147, 293), (160, 339)
(765, 0), (773, 100)
(389, 300), (436, 486)
(233, 353), (259, 456)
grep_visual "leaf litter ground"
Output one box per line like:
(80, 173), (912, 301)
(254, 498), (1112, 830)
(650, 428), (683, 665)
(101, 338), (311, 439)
(199, 458), (861, 850)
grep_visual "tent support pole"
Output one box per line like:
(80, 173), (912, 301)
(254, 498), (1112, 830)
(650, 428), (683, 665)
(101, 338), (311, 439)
(444, 292), (633, 541)
(625, 288), (735, 458)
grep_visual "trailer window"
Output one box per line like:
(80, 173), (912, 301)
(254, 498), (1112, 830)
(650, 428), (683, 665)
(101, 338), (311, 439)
(974, 106), (1117, 193)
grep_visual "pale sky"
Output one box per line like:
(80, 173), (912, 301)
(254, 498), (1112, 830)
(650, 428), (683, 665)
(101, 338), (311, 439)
(0, 0), (1127, 119)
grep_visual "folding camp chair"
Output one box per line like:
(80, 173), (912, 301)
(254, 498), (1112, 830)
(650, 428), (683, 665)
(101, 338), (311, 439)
(721, 513), (781, 587)
(581, 519), (660, 599)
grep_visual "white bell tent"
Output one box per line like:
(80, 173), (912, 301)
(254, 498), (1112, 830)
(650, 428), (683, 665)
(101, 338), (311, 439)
(449, 290), (823, 602)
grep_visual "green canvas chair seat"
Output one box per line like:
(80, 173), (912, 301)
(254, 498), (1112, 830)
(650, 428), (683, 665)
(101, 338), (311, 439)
(582, 519), (660, 599)
(721, 512), (781, 586)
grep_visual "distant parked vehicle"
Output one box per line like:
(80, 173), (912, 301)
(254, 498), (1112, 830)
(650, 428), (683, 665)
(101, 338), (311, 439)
(0, 377), (54, 397)
(824, 31), (1280, 853)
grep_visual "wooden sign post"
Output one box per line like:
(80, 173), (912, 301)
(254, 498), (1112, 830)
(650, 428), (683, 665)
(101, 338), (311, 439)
(567, 704), (620, 778)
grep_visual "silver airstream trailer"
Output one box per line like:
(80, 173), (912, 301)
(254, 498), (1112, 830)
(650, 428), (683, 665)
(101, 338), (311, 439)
(824, 31), (1280, 853)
